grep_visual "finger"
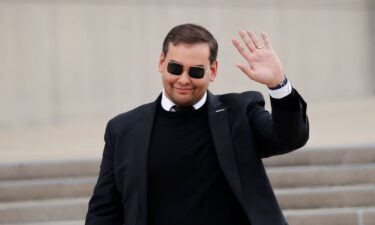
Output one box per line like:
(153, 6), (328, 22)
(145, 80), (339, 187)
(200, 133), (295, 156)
(261, 32), (272, 49)
(239, 30), (256, 52)
(236, 63), (254, 78)
(232, 38), (251, 61)
(247, 30), (263, 49)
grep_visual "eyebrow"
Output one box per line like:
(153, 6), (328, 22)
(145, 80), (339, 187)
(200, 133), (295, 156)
(170, 60), (205, 68)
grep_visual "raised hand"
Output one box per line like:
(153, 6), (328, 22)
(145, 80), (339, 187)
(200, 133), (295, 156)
(232, 30), (285, 88)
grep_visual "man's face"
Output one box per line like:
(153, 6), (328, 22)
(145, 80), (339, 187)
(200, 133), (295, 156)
(158, 43), (217, 106)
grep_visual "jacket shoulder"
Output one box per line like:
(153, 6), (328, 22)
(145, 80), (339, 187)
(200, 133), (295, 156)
(107, 100), (156, 132)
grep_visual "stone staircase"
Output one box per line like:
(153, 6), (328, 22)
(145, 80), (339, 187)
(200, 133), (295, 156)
(264, 145), (375, 225)
(0, 145), (374, 225)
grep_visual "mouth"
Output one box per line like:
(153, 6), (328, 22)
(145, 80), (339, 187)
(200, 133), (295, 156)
(174, 86), (193, 92)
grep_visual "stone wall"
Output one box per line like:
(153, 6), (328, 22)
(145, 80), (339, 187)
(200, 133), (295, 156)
(0, 0), (374, 129)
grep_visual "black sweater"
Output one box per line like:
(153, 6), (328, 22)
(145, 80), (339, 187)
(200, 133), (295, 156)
(148, 103), (250, 225)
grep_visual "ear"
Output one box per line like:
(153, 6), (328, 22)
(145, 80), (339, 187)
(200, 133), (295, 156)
(209, 60), (218, 82)
(158, 52), (165, 73)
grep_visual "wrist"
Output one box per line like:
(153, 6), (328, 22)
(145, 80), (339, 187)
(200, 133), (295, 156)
(268, 75), (288, 90)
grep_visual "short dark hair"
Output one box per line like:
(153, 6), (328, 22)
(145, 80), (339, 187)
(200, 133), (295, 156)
(162, 23), (218, 64)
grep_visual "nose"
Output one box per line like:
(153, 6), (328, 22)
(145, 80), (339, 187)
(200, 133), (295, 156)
(177, 69), (191, 85)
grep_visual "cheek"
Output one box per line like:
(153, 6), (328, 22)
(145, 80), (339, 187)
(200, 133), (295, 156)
(162, 74), (177, 86)
(194, 79), (210, 90)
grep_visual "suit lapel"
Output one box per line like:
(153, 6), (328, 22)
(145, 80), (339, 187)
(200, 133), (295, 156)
(132, 95), (160, 225)
(207, 92), (244, 203)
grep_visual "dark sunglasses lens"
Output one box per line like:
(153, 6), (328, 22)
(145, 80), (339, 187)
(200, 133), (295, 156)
(189, 67), (205, 78)
(167, 62), (183, 75)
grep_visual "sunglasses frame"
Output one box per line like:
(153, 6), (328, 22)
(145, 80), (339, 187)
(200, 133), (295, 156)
(167, 61), (211, 79)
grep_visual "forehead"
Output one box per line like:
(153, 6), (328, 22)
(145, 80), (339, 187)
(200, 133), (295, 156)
(165, 43), (210, 65)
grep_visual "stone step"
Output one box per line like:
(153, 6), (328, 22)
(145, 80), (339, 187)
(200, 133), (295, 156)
(1, 164), (375, 202)
(263, 144), (375, 167)
(0, 198), (88, 224)
(284, 207), (375, 225)
(0, 177), (96, 202)
(1, 145), (374, 181)
(0, 221), (84, 225)
(0, 159), (99, 181)
(267, 164), (375, 188)
(1, 185), (375, 223)
(1, 207), (374, 225)
(1, 207), (375, 225)
(276, 184), (375, 209)
(0, 201), (374, 225)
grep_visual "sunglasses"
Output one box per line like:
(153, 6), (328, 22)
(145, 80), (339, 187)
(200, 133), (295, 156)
(167, 61), (209, 79)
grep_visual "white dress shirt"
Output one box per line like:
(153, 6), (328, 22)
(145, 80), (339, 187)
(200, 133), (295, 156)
(161, 90), (207, 111)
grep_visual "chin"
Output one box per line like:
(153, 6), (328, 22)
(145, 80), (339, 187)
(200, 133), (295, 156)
(173, 97), (194, 106)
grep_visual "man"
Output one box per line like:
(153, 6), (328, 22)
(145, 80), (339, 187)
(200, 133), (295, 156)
(85, 23), (309, 225)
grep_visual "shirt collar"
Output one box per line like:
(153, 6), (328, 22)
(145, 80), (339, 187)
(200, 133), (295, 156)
(161, 89), (207, 111)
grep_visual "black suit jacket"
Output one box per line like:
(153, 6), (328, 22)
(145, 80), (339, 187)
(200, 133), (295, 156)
(86, 90), (309, 225)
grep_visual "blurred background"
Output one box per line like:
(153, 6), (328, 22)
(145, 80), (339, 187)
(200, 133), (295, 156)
(0, 0), (374, 224)
(0, 0), (374, 161)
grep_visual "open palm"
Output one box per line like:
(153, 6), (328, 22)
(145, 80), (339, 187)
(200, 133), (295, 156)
(232, 30), (285, 88)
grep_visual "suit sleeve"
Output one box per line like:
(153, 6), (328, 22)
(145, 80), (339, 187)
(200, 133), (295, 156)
(85, 120), (123, 225)
(247, 89), (309, 158)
